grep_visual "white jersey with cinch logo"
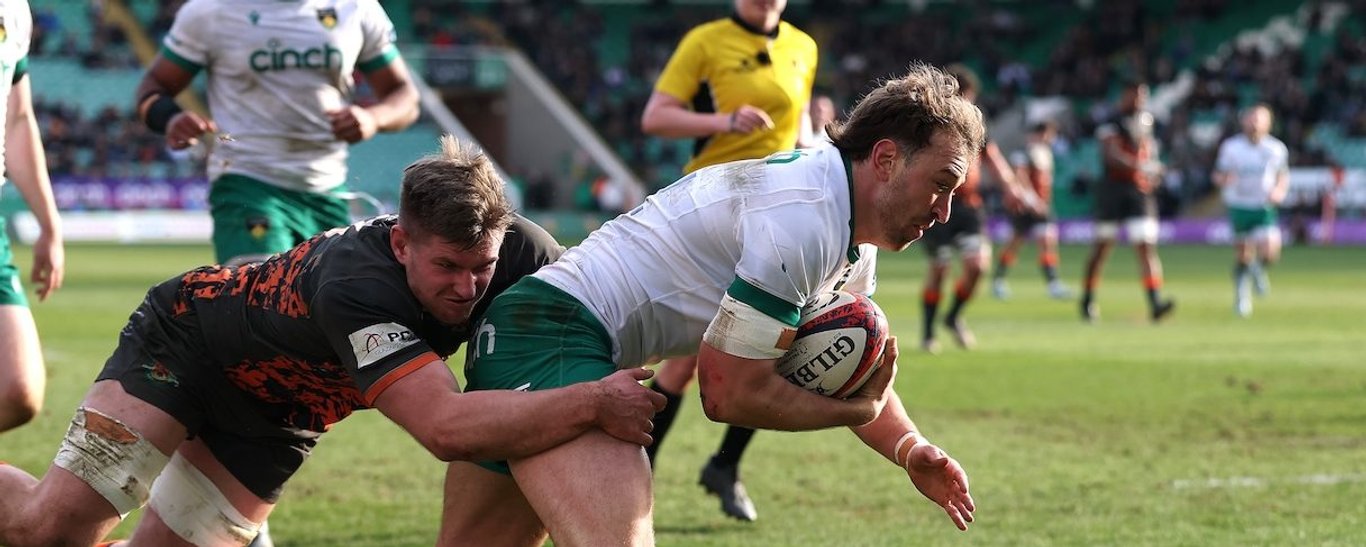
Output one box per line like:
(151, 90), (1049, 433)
(163, 0), (399, 193)
(0, 0), (31, 189)
(535, 144), (878, 369)
(1215, 133), (1289, 209)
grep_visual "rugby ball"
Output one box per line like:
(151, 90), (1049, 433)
(774, 291), (889, 398)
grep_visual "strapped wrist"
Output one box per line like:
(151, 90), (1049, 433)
(727, 112), (737, 133)
(143, 94), (183, 134)
(893, 430), (929, 468)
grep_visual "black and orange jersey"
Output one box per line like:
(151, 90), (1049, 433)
(1097, 112), (1156, 192)
(150, 214), (561, 432)
(953, 145), (989, 209)
(1011, 142), (1054, 205)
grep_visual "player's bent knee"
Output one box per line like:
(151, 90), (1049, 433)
(0, 384), (41, 429)
(53, 407), (170, 518)
(149, 452), (262, 546)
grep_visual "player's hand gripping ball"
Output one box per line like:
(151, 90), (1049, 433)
(775, 291), (889, 398)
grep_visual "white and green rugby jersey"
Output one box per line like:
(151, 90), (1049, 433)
(0, 0), (31, 188)
(536, 145), (878, 369)
(163, 0), (400, 192)
(1215, 133), (1289, 209)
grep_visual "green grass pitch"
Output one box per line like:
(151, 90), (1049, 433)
(3, 242), (1365, 546)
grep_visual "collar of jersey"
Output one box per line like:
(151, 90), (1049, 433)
(728, 13), (781, 38)
(840, 149), (860, 263)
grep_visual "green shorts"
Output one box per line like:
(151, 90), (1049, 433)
(0, 217), (27, 307)
(208, 174), (351, 264)
(1228, 206), (1277, 237)
(465, 276), (616, 473)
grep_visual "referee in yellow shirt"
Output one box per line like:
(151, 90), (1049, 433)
(640, 0), (818, 523)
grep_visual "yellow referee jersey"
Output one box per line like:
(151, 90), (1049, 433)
(654, 16), (818, 174)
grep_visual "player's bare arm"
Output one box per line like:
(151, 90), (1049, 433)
(330, 57), (420, 143)
(984, 141), (1039, 215)
(135, 55), (217, 150)
(376, 359), (665, 461)
(849, 366), (975, 532)
(696, 341), (893, 431)
(1270, 168), (1291, 204)
(1101, 135), (1142, 172)
(795, 102), (816, 148)
(5, 75), (62, 301)
(641, 91), (772, 138)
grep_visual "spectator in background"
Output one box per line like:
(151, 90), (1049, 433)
(634, 0), (818, 522)
(810, 93), (836, 142)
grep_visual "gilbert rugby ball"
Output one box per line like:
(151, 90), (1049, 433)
(774, 291), (888, 398)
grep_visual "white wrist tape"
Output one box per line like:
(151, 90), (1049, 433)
(893, 431), (930, 467)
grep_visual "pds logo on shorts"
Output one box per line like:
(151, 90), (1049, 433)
(349, 323), (418, 369)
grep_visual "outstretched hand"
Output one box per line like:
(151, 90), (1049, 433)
(592, 368), (667, 446)
(905, 442), (975, 531)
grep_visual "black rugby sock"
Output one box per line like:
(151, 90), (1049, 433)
(712, 426), (756, 468)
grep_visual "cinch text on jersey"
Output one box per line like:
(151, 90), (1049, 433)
(250, 41), (342, 72)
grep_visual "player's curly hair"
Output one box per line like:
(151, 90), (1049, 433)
(828, 62), (986, 162)
(399, 135), (513, 249)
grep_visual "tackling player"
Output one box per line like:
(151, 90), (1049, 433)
(0, 137), (664, 547)
(439, 63), (980, 546)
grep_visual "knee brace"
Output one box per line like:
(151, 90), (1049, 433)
(149, 452), (262, 546)
(53, 407), (169, 518)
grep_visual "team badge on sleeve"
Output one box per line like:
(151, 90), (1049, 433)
(317, 8), (338, 29)
(349, 323), (417, 369)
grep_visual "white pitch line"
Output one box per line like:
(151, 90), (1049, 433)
(1171, 474), (1366, 490)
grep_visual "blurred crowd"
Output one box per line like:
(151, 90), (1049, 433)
(33, 99), (198, 180)
(21, 0), (1366, 217)
(407, 0), (1360, 217)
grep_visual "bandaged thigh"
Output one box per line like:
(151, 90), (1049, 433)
(53, 407), (170, 518)
(149, 452), (262, 546)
